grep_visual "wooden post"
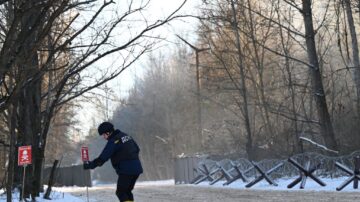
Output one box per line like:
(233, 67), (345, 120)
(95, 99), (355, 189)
(21, 165), (27, 201)
(354, 156), (360, 189)
(44, 160), (59, 199)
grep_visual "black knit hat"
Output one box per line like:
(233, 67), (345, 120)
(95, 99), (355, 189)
(97, 122), (114, 135)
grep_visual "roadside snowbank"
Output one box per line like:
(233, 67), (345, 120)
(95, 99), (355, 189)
(1, 177), (358, 202)
(0, 188), (84, 202)
(197, 177), (360, 192)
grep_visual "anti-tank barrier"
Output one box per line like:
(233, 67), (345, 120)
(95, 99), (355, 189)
(180, 151), (360, 187)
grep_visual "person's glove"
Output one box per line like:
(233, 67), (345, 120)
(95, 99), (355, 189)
(83, 161), (92, 170)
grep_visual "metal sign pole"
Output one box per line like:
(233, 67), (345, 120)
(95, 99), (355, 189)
(84, 166), (89, 202)
(86, 185), (89, 202)
(21, 165), (27, 202)
(84, 168), (89, 202)
(81, 146), (90, 202)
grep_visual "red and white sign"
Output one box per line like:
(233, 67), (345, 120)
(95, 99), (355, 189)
(18, 146), (32, 166)
(81, 146), (89, 162)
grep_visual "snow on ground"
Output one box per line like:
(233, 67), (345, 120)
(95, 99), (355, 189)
(137, 179), (175, 186)
(0, 181), (175, 202)
(0, 189), (84, 202)
(197, 177), (360, 192)
(0, 177), (358, 202)
(92, 179), (175, 187)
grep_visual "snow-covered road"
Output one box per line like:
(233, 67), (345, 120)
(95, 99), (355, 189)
(67, 185), (360, 202)
(65, 180), (360, 202)
(2, 179), (360, 201)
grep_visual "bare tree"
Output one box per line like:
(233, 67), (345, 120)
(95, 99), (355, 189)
(229, 0), (254, 159)
(300, 0), (338, 151)
(194, 0), (341, 156)
(0, 0), (188, 199)
(275, 2), (304, 153)
(342, 0), (360, 114)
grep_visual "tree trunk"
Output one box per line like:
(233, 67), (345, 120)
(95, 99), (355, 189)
(31, 77), (43, 198)
(230, 0), (254, 159)
(344, 0), (360, 115)
(301, 0), (338, 151)
(17, 75), (42, 199)
(17, 0), (44, 198)
(195, 51), (203, 152)
(6, 104), (17, 202)
(245, 0), (275, 144)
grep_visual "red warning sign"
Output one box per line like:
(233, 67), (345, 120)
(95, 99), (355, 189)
(81, 146), (89, 162)
(18, 146), (32, 166)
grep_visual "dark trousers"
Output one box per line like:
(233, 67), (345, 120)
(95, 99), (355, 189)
(116, 174), (139, 202)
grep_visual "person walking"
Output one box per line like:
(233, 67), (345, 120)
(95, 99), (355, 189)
(83, 122), (143, 202)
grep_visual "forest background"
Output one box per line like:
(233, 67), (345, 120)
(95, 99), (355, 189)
(1, 0), (360, 199)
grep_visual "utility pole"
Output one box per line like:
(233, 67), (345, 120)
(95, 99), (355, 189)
(176, 35), (210, 152)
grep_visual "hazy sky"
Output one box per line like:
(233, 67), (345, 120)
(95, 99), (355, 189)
(115, 0), (201, 93)
(74, 0), (201, 136)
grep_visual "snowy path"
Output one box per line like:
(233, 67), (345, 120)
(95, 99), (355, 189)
(3, 178), (359, 202)
(65, 183), (360, 202)
(134, 186), (360, 202)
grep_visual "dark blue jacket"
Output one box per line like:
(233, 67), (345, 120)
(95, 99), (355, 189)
(89, 129), (143, 175)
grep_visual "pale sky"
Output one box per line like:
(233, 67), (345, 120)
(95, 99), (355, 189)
(113, 0), (201, 95)
(73, 0), (201, 137)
